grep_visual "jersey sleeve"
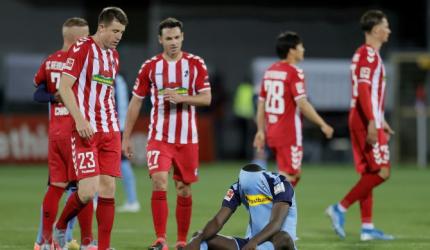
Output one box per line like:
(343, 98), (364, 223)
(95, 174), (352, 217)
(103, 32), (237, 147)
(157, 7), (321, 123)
(258, 79), (267, 101)
(289, 68), (307, 101)
(355, 48), (378, 121)
(132, 61), (151, 99)
(33, 58), (48, 87)
(222, 182), (241, 210)
(269, 174), (294, 206)
(194, 57), (211, 93)
(62, 38), (90, 80)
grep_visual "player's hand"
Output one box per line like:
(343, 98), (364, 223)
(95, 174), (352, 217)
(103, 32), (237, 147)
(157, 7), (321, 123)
(383, 120), (395, 141)
(242, 240), (258, 250)
(75, 118), (94, 139)
(122, 138), (134, 159)
(253, 131), (265, 152)
(321, 123), (334, 139)
(366, 120), (377, 145)
(53, 91), (63, 103)
(164, 88), (184, 104)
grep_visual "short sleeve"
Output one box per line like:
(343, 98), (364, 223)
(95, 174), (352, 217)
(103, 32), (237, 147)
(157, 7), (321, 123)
(33, 58), (48, 87)
(62, 38), (90, 80)
(355, 47), (378, 85)
(194, 57), (211, 93)
(132, 61), (151, 99)
(258, 79), (267, 101)
(222, 182), (241, 210)
(289, 68), (307, 101)
(267, 174), (294, 206)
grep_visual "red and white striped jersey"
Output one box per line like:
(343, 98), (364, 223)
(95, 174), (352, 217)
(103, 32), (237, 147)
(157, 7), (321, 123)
(349, 44), (386, 131)
(133, 52), (210, 144)
(62, 37), (120, 133)
(34, 50), (74, 140)
(259, 61), (307, 147)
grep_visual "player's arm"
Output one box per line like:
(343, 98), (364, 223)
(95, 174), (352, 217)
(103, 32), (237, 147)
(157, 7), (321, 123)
(122, 95), (143, 159)
(356, 83), (377, 144)
(185, 206), (235, 250)
(243, 202), (290, 250)
(164, 88), (211, 106)
(296, 97), (334, 139)
(59, 73), (94, 138)
(33, 82), (56, 103)
(253, 99), (266, 151)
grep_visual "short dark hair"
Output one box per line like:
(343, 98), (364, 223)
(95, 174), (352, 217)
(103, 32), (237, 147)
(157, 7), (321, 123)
(158, 17), (183, 36)
(98, 6), (128, 26)
(276, 31), (302, 59)
(63, 17), (88, 28)
(360, 10), (387, 33)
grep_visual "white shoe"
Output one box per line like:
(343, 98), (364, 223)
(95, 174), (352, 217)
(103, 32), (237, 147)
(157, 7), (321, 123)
(117, 202), (140, 213)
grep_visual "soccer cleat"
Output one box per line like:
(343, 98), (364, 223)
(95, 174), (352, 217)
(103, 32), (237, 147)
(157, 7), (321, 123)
(34, 242), (41, 250)
(117, 202), (141, 213)
(175, 241), (187, 250)
(325, 204), (346, 239)
(360, 228), (394, 241)
(80, 241), (98, 250)
(52, 227), (67, 249)
(39, 243), (52, 250)
(66, 239), (80, 250)
(148, 238), (168, 250)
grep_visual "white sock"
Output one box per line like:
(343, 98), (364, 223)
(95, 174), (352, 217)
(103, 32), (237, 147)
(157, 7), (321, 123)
(362, 223), (375, 230)
(337, 203), (347, 213)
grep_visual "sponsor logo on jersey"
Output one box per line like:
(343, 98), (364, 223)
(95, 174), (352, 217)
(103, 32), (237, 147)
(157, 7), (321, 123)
(246, 194), (273, 206)
(92, 74), (114, 86)
(159, 87), (188, 95)
(360, 67), (371, 79)
(224, 189), (235, 201)
(64, 58), (75, 70)
(54, 107), (70, 116)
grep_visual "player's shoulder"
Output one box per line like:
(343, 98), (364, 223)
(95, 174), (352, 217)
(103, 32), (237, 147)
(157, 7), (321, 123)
(355, 44), (377, 63)
(138, 54), (162, 73)
(70, 36), (92, 53)
(184, 52), (207, 67)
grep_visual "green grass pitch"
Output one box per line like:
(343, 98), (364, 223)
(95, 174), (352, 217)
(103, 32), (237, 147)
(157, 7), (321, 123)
(0, 162), (429, 249)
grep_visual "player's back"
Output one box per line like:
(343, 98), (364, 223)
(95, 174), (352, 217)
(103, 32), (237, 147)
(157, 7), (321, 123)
(34, 50), (73, 139)
(238, 169), (297, 240)
(260, 61), (306, 147)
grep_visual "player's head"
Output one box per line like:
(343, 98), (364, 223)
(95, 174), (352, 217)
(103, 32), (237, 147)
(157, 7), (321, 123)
(276, 31), (305, 62)
(158, 17), (184, 57)
(360, 10), (390, 43)
(96, 6), (128, 49)
(62, 17), (89, 46)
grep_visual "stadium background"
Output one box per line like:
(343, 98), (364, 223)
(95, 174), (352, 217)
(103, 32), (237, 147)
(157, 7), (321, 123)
(0, 0), (429, 249)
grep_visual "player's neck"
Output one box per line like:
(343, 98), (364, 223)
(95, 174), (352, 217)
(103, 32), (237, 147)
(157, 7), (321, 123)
(163, 51), (182, 62)
(92, 34), (107, 50)
(283, 57), (298, 65)
(62, 42), (72, 52)
(365, 36), (382, 51)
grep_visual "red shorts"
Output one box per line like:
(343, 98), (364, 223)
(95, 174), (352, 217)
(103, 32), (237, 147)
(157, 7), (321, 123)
(270, 144), (303, 175)
(71, 131), (121, 180)
(146, 140), (199, 184)
(48, 138), (76, 183)
(350, 129), (390, 173)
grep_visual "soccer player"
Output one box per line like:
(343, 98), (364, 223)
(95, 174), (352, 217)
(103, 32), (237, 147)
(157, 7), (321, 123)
(53, 7), (128, 250)
(122, 17), (211, 250)
(33, 17), (95, 250)
(326, 10), (395, 241)
(253, 31), (334, 187)
(184, 163), (297, 250)
(115, 74), (141, 213)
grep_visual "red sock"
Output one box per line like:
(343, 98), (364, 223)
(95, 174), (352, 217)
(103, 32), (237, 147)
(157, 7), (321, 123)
(152, 191), (168, 239)
(360, 191), (373, 224)
(96, 197), (115, 250)
(340, 173), (384, 209)
(176, 196), (192, 242)
(42, 185), (65, 243)
(56, 192), (86, 230)
(78, 199), (94, 246)
(291, 177), (301, 187)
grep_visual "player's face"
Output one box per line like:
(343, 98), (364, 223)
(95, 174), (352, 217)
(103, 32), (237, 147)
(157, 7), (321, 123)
(159, 27), (183, 57)
(293, 43), (305, 62)
(373, 18), (391, 43)
(99, 19), (126, 49)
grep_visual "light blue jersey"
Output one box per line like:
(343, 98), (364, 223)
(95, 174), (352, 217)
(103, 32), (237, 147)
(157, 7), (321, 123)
(222, 169), (297, 241)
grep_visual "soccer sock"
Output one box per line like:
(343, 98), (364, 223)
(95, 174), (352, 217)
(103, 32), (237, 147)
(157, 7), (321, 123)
(36, 205), (43, 244)
(340, 173), (384, 209)
(152, 191), (168, 239)
(360, 190), (373, 225)
(65, 187), (77, 242)
(78, 199), (94, 246)
(176, 195), (192, 242)
(291, 177), (301, 187)
(121, 159), (138, 204)
(42, 185), (65, 243)
(96, 197), (115, 250)
(56, 192), (86, 230)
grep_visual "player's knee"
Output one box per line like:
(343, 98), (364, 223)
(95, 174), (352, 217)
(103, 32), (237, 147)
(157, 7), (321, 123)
(78, 188), (97, 203)
(176, 182), (191, 197)
(271, 231), (295, 250)
(51, 182), (68, 189)
(152, 176), (168, 191)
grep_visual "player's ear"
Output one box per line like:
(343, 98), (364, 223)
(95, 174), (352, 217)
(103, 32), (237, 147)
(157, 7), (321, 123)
(158, 35), (162, 45)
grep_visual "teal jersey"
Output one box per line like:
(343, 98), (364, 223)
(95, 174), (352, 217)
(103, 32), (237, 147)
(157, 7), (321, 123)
(222, 169), (297, 240)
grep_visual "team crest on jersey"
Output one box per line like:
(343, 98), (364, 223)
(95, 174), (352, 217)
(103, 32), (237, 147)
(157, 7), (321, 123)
(224, 189), (235, 201)
(246, 194), (272, 206)
(64, 58), (75, 70)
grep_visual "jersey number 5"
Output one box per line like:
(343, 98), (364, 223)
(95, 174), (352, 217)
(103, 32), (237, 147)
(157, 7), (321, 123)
(264, 79), (285, 114)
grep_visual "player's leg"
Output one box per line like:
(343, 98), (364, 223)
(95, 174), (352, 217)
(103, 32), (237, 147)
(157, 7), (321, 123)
(64, 186), (78, 245)
(274, 145), (302, 187)
(204, 235), (242, 250)
(270, 231), (296, 250)
(147, 140), (174, 249)
(172, 143), (199, 249)
(117, 157), (140, 212)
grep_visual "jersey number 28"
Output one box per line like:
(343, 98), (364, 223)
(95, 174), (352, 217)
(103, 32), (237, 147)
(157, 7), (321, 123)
(264, 79), (285, 114)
